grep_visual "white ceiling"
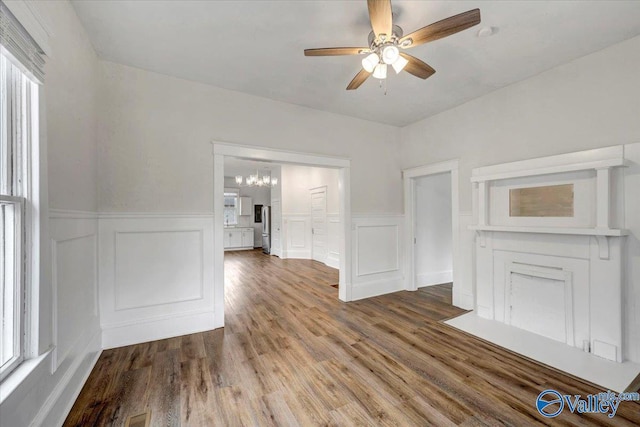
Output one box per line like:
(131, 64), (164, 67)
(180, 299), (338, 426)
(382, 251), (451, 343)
(71, 1), (640, 126)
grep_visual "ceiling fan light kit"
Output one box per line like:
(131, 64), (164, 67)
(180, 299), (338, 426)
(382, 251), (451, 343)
(304, 0), (481, 90)
(391, 55), (408, 74)
(361, 53), (379, 72)
(373, 63), (388, 79)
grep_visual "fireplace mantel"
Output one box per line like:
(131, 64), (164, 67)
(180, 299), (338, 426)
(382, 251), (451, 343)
(469, 146), (628, 364)
(471, 145), (626, 231)
(469, 224), (628, 236)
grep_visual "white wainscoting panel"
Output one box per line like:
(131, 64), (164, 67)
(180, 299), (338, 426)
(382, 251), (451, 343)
(326, 213), (340, 269)
(49, 212), (101, 373)
(282, 214), (311, 259)
(6, 210), (104, 427)
(114, 230), (203, 310)
(99, 214), (215, 348)
(52, 232), (97, 370)
(351, 214), (404, 300)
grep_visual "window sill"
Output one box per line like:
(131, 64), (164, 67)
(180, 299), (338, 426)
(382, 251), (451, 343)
(0, 347), (52, 404)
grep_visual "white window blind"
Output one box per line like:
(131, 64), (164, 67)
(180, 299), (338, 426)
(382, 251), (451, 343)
(0, 1), (45, 83)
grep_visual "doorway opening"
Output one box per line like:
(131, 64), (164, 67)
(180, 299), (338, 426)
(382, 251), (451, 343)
(213, 143), (352, 329)
(403, 160), (462, 307)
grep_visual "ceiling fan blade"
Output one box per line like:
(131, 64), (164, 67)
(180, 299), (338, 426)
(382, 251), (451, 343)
(367, 0), (393, 38)
(304, 47), (369, 56)
(400, 53), (435, 79)
(400, 9), (480, 48)
(346, 69), (371, 90)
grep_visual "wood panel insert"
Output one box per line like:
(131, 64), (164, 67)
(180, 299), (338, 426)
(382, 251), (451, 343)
(509, 184), (574, 217)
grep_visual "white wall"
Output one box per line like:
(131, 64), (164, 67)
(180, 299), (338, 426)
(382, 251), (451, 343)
(92, 60), (403, 348)
(401, 35), (640, 212)
(400, 35), (640, 362)
(415, 173), (452, 287)
(280, 165), (340, 266)
(45, 3), (99, 212)
(97, 61), (402, 214)
(0, 1), (102, 426)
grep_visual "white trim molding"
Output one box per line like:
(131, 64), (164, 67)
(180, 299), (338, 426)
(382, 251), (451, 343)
(470, 145), (626, 183)
(213, 141), (353, 310)
(403, 159), (464, 307)
(98, 214), (215, 348)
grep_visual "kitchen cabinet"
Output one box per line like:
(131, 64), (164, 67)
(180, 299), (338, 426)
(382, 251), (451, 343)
(224, 227), (254, 250)
(239, 196), (252, 216)
(242, 228), (254, 248)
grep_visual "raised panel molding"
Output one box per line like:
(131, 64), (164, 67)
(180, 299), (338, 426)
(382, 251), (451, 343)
(282, 214), (311, 259)
(49, 214), (100, 374)
(114, 230), (204, 311)
(326, 214), (340, 269)
(351, 215), (404, 301)
(289, 220), (307, 248)
(99, 215), (215, 348)
(51, 233), (97, 371)
(20, 212), (103, 427)
(355, 224), (399, 276)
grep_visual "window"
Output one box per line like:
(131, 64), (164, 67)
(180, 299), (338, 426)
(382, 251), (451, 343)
(223, 190), (239, 226)
(0, 51), (37, 381)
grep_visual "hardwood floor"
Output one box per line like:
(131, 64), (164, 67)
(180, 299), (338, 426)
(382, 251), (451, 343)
(65, 250), (640, 426)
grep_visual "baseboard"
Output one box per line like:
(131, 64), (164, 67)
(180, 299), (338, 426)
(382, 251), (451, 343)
(416, 270), (453, 287)
(30, 330), (101, 427)
(102, 310), (217, 349)
(351, 277), (404, 301)
(283, 249), (311, 259)
(325, 253), (340, 269)
(454, 292), (474, 310)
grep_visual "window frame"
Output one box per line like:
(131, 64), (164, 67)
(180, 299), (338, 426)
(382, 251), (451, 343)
(223, 188), (239, 226)
(0, 50), (38, 382)
(0, 195), (24, 381)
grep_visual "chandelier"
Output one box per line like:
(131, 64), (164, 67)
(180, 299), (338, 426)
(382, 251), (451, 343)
(235, 169), (278, 187)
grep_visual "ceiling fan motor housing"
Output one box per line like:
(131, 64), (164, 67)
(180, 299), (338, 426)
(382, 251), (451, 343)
(367, 24), (404, 48)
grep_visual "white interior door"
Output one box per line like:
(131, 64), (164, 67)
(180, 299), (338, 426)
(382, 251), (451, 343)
(311, 187), (327, 262)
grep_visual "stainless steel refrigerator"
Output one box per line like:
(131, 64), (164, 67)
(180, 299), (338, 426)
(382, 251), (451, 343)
(261, 206), (271, 254)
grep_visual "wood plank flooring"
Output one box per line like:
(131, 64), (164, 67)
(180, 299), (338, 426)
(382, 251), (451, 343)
(65, 250), (640, 426)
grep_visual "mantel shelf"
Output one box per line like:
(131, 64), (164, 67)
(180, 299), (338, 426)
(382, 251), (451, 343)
(469, 225), (629, 237)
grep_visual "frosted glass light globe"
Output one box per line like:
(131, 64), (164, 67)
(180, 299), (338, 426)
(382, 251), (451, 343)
(381, 45), (399, 65)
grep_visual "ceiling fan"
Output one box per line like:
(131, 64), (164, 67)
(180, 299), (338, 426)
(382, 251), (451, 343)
(304, 0), (481, 90)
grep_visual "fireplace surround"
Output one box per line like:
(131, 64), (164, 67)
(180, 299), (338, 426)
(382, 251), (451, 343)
(469, 145), (628, 362)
